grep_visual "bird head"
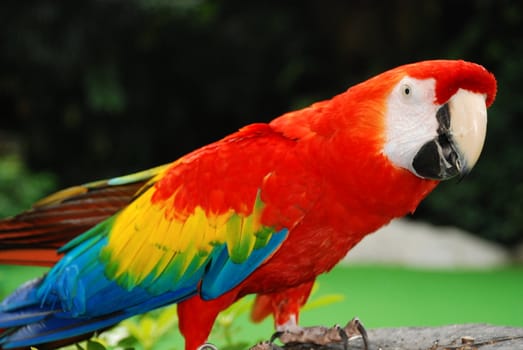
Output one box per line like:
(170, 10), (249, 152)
(271, 59), (497, 185)
(379, 60), (497, 180)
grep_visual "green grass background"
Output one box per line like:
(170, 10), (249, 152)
(1, 264), (522, 348)
(220, 264), (523, 345)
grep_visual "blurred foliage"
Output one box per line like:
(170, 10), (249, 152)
(0, 0), (521, 244)
(0, 155), (56, 217)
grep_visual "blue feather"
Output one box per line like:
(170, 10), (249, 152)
(0, 307), (51, 328)
(0, 212), (287, 348)
(0, 313), (130, 349)
(201, 228), (288, 300)
(0, 277), (43, 312)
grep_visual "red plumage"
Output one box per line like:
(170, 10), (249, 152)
(0, 60), (497, 350)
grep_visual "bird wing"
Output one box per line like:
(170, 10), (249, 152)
(0, 124), (295, 348)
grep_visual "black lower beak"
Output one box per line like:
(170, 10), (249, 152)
(410, 89), (487, 181)
(412, 104), (468, 180)
(412, 135), (465, 180)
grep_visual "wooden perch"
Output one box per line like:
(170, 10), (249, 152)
(248, 324), (523, 350)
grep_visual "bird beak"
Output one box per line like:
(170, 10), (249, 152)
(412, 89), (488, 180)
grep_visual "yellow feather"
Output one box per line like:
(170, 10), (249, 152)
(150, 212), (176, 279)
(102, 181), (272, 289)
(105, 189), (159, 282)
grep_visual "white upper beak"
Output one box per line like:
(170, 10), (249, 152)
(448, 88), (488, 171)
(411, 89), (488, 180)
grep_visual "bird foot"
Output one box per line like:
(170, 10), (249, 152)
(249, 340), (285, 350)
(250, 317), (368, 350)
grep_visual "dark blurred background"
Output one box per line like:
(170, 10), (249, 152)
(0, 0), (521, 246)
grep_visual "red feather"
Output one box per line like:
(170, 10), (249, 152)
(0, 181), (147, 266)
(0, 60), (497, 350)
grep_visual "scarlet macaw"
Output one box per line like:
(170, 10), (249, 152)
(0, 60), (496, 350)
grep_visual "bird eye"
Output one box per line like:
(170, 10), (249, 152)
(402, 84), (412, 97)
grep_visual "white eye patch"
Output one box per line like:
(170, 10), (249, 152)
(383, 77), (440, 173)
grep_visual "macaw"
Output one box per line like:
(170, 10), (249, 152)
(0, 60), (496, 350)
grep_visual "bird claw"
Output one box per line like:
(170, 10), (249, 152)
(249, 339), (285, 350)
(343, 317), (369, 350)
(197, 343), (218, 350)
(267, 317), (369, 350)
